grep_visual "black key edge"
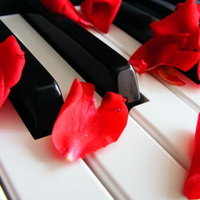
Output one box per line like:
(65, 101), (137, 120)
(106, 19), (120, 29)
(115, 1), (200, 84)
(0, 20), (64, 139)
(22, 12), (142, 105)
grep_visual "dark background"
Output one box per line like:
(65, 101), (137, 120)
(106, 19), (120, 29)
(0, 0), (84, 16)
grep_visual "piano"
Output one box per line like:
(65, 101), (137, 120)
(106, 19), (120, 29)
(0, 0), (199, 199)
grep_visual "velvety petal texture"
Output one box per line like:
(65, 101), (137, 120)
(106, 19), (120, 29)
(129, 33), (200, 85)
(40, 0), (121, 33)
(129, 0), (200, 85)
(52, 79), (128, 161)
(0, 35), (25, 107)
(176, 3), (200, 24)
(156, 66), (185, 86)
(81, 0), (122, 33)
(184, 113), (200, 199)
(40, 0), (92, 27)
(150, 0), (199, 51)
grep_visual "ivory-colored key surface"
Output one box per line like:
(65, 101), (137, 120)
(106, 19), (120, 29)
(0, 15), (113, 200)
(87, 24), (199, 170)
(0, 15), (188, 199)
(0, 186), (7, 200)
(85, 117), (188, 200)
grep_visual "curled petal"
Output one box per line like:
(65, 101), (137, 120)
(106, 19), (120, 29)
(175, 3), (184, 10)
(150, 0), (199, 51)
(0, 36), (25, 88)
(184, 113), (200, 199)
(156, 66), (185, 86)
(52, 78), (128, 161)
(0, 67), (5, 105)
(157, 43), (200, 72)
(40, 0), (92, 27)
(129, 33), (190, 73)
(198, 61), (200, 80)
(197, 4), (200, 20)
(176, 2), (200, 21)
(40, 0), (121, 32)
(0, 35), (25, 107)
(81, 0), (122, 33)
(129, 59), (147, 74)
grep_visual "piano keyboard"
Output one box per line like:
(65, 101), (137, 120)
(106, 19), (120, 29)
(0, 1), (200, 199)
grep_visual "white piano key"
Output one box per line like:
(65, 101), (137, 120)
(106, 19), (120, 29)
(0, 100), (113, 200)
(87, 24), (199, 170)
(150, 70), (200, 112)
(0, 15), (83, 100)
(0, 186), (7, 200)
(85, 117), (188, 200)
(131, 73), (197, 170)
(0, 14), (190, 199)
(0, 15), (113, 200)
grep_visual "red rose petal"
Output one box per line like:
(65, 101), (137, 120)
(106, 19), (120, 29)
(81, 0), (121, 33)
(175, 3), (183, 10)
(176, 2), (200, 21)
(0, 67), (5, 106)
(130, 59), (147, 74)
(0, 35), (25, 107)
(40, 0), (92, 27)
(198, 61), (200, 80)
(129, 33), (190, 73)
(197, 4), (200, 20)
(156, 66), (186, 86)
(52, 78), (128, 161)
(156, 43), (200, 72)
(184, 113), (200, 199)
(150, 0), (199, 51)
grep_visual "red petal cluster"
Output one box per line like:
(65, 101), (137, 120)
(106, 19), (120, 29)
(176, 2), (200, 21)
(0, 35), (25, 107)
(52, 79), (128, 161)
(81, 0), (121, 33)
(40, 0), (121, 33)
(129, 0), (200, 85)
(184, 113), (200, 199)
(40, 0), (92, 27)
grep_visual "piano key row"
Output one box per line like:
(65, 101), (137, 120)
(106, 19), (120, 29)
(93, 5), (200, 112)
(0, 3), (198, 199)
(114, 0), (200, 84)
(87, 24), (199, 169)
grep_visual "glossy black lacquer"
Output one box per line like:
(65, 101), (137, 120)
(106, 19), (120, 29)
(114, 0), (200, 84)
(0, 20), (64, 139)
(20, 0), (142, 108)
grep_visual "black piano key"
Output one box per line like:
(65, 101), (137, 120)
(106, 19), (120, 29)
(114, 1), (156, 44)
(70, 0), (85, 5)
(0, 0), (33, 16)
(20, 0), (141, 108)
(122, 0), (174, 19)
(0, 20), (64, 139)
(164, 0), (186, 4)
(115, 0), (200, 84)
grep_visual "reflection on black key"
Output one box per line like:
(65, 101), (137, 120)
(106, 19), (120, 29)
(115, 0), (200, 84)
(0, 20), (64, 139)
(122, 0), (174, 19)
(21, 0), (141, 108)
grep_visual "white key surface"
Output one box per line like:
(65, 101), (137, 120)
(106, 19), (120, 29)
(0, 186), (7, 200)
(0, 100), (114, 200)
(0, 15), (112, 200)
(87, 24), (199, 170)
(0, 14), (192, 200)
(85, 117), (188, 200)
